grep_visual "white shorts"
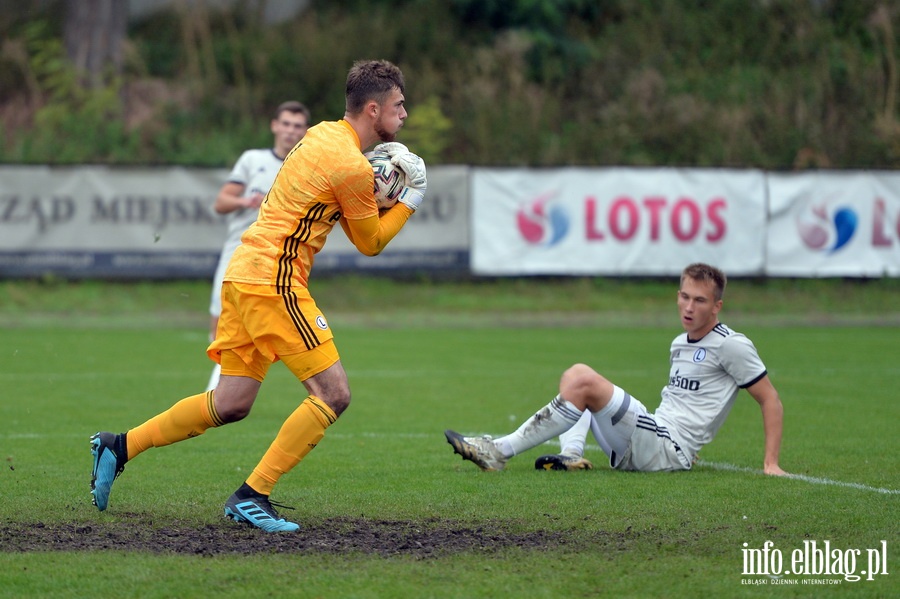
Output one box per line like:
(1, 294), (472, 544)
(615, 412), (692, 472)
(591, 389), (691, 472)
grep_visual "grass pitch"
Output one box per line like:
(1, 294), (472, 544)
(0, 278), (898, 598)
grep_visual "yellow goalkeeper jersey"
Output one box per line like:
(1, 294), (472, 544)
(225, 120), (379, 289)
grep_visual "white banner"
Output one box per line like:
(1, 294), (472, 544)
(0, 165), (229, 249)
(315, 165), (470, 273)
(0, 165), (470, 278)
(0, 165), (229, 278)
(471, 168), (767, 276)
(4, 165), (897, 279)
(767, 171), (900, 276)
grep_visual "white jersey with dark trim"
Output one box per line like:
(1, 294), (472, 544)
(209, 148), (285, 317)
(653, 322), (767, 462)
(222, 148), (284, 245)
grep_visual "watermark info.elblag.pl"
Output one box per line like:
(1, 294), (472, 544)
(742, 540), (889, 585)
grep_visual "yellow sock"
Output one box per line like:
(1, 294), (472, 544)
(246, 396), (337, 495)
(126, 391), (223, 460)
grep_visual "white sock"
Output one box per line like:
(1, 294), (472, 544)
(206, 362), (221, 391)
(558, 410), (592, 456)
(496, 395), (583, 457)
(588, 386), (632, 459)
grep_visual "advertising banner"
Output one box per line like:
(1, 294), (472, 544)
(4, 165), (896, 279)
(315, 165), (470, 274)
(0, 165), (228, 278)
(0, 165), (470, 278)
(766, 171), (900, 276)
(471, 167), (767, 276)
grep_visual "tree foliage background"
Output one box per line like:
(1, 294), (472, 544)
(0, 0), (897, 169)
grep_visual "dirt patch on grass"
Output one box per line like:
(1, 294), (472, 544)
(1, 517), (597, 558)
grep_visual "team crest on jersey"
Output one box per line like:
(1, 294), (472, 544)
(316, 315), (328, 330)
(693, 348), (707, 363)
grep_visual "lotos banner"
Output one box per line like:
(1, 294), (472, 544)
(3, 165), (897, 279)
(471, 167), (767, 276)
(766, 171), (900, 276)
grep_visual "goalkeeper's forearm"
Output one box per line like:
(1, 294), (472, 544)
(344, 205), (413, 256)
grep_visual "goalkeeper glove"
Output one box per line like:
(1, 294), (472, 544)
(397, 186), (425, 211)
(373, 142), (409, 157)
(390, 151), (427, 190)
(373, 142), (427, 210)
(373, 142), (427, 189)
(396, 153), (426, 210)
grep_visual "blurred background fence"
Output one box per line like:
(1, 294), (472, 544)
(2, 164), (897, 278)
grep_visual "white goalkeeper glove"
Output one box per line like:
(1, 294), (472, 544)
(396, 154), (426, 210)
(373, 142), (427, 210)
(374, 142), (427, 187)
(390, 151), (427, 190)
(373, 142), (409, 157)
(397, 185), (425, 211)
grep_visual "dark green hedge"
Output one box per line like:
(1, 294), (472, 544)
(1, 0), (897, 168)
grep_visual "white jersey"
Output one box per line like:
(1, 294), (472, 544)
(209, 148), (284, 316)
(653, 322), (767, 462)
(221, 148), (284, 246)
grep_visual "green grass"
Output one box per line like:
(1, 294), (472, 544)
(2, 276), (900, 329)
(1, 279), (898, 597)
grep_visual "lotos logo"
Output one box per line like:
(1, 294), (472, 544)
(797, 201), (858, 253)
(516, 192), (570, 246)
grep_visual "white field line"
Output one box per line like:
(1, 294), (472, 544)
(696, 460), (900, 495)
(279, 433), (900, 495)
(5, 428), (896, 495)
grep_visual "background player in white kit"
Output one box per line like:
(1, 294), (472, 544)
(445, 262), (788, 476)
(207, 101), (311, 389)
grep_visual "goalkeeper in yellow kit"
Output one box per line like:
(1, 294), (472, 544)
(89, 59), (428, 532)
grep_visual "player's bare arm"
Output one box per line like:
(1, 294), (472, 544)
(214, 182), (263, 214)
(747, 375), (788, 476)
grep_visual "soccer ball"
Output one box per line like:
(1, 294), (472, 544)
(365, 149), (406, 210)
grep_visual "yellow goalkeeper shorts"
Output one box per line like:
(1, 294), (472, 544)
(208, 281), (338, 382)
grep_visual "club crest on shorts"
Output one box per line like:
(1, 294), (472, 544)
(316, 315), (328, 330)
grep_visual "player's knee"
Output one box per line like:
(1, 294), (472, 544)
(562, 363), (602, 387)
(218, 402), (252, 423)
(322, 388), (351, 417)
(212, 378), (261, 423)
(560, 363), (608, 405)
